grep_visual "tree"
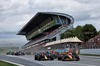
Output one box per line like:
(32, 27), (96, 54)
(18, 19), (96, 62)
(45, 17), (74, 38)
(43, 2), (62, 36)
(61, 24), (98, 42)
(82, 24), (98, 42)
(75, 25), (84, 41)
(61, 29), (75, 39)
(98, 30), (100, 34)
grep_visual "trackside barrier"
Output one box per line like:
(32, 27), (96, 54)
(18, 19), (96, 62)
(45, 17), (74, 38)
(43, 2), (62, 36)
(80, 49), (100, 55)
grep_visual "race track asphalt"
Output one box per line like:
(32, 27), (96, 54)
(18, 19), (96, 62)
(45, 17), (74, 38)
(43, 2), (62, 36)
(0, 55), (44, 66)
(0, 55), (100, 66)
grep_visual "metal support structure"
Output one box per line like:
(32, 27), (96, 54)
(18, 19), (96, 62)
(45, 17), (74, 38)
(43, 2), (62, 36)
(66, 18), (68, 25)
(57, 15), (63, 25)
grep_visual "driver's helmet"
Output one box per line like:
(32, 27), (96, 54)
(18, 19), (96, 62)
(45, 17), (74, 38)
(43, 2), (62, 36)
(68, 49), (72, 55)
(42, 52), (45, 55)
(69, 49), (71, 52)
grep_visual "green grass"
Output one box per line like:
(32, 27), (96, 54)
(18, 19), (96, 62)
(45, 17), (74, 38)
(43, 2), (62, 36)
(79, 54), (100, 57)
(0, 60), (17, 66)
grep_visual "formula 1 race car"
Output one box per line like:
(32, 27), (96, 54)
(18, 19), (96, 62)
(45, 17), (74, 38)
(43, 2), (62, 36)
(7, 51), (25, 56)
(34, 52), (54, 61)
(52, 52), (60, 59)
(58, 52), (80, 61)
(14, 51), (25, 56)
(7, 51), (14, 55)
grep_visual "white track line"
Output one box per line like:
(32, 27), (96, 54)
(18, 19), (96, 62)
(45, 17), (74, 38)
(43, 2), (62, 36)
(6, 55), (46, 66)
(0, 59), (25, 66)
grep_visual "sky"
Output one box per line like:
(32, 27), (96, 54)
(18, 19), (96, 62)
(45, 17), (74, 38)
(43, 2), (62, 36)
(0, 0), (100, 47)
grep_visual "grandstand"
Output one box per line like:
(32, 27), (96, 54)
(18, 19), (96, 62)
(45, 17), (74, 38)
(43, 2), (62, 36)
(17, 12), (74, 53)
(82, 34), (100, 49)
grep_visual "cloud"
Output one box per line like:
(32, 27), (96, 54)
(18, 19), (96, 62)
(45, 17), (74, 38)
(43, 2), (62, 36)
(0, 37), (28, 47)
(0, 0), (100, 47)
(0, 14), (34, 32)
(74, 18), (100, 32)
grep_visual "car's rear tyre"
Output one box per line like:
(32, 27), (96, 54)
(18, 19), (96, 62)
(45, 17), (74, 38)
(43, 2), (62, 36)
(58, 57), (62, 60)
(35, 56), (38, 60)
(50, 57), (54, 60)
(75, 55), (80, 61)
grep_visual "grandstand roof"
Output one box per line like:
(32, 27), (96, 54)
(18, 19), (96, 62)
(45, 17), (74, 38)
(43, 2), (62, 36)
(44, 37), (83, 47)
(17, 12), (74, 35)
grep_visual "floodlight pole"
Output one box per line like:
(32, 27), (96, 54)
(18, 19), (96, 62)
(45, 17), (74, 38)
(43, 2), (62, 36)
(60, 35), (61, 53)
